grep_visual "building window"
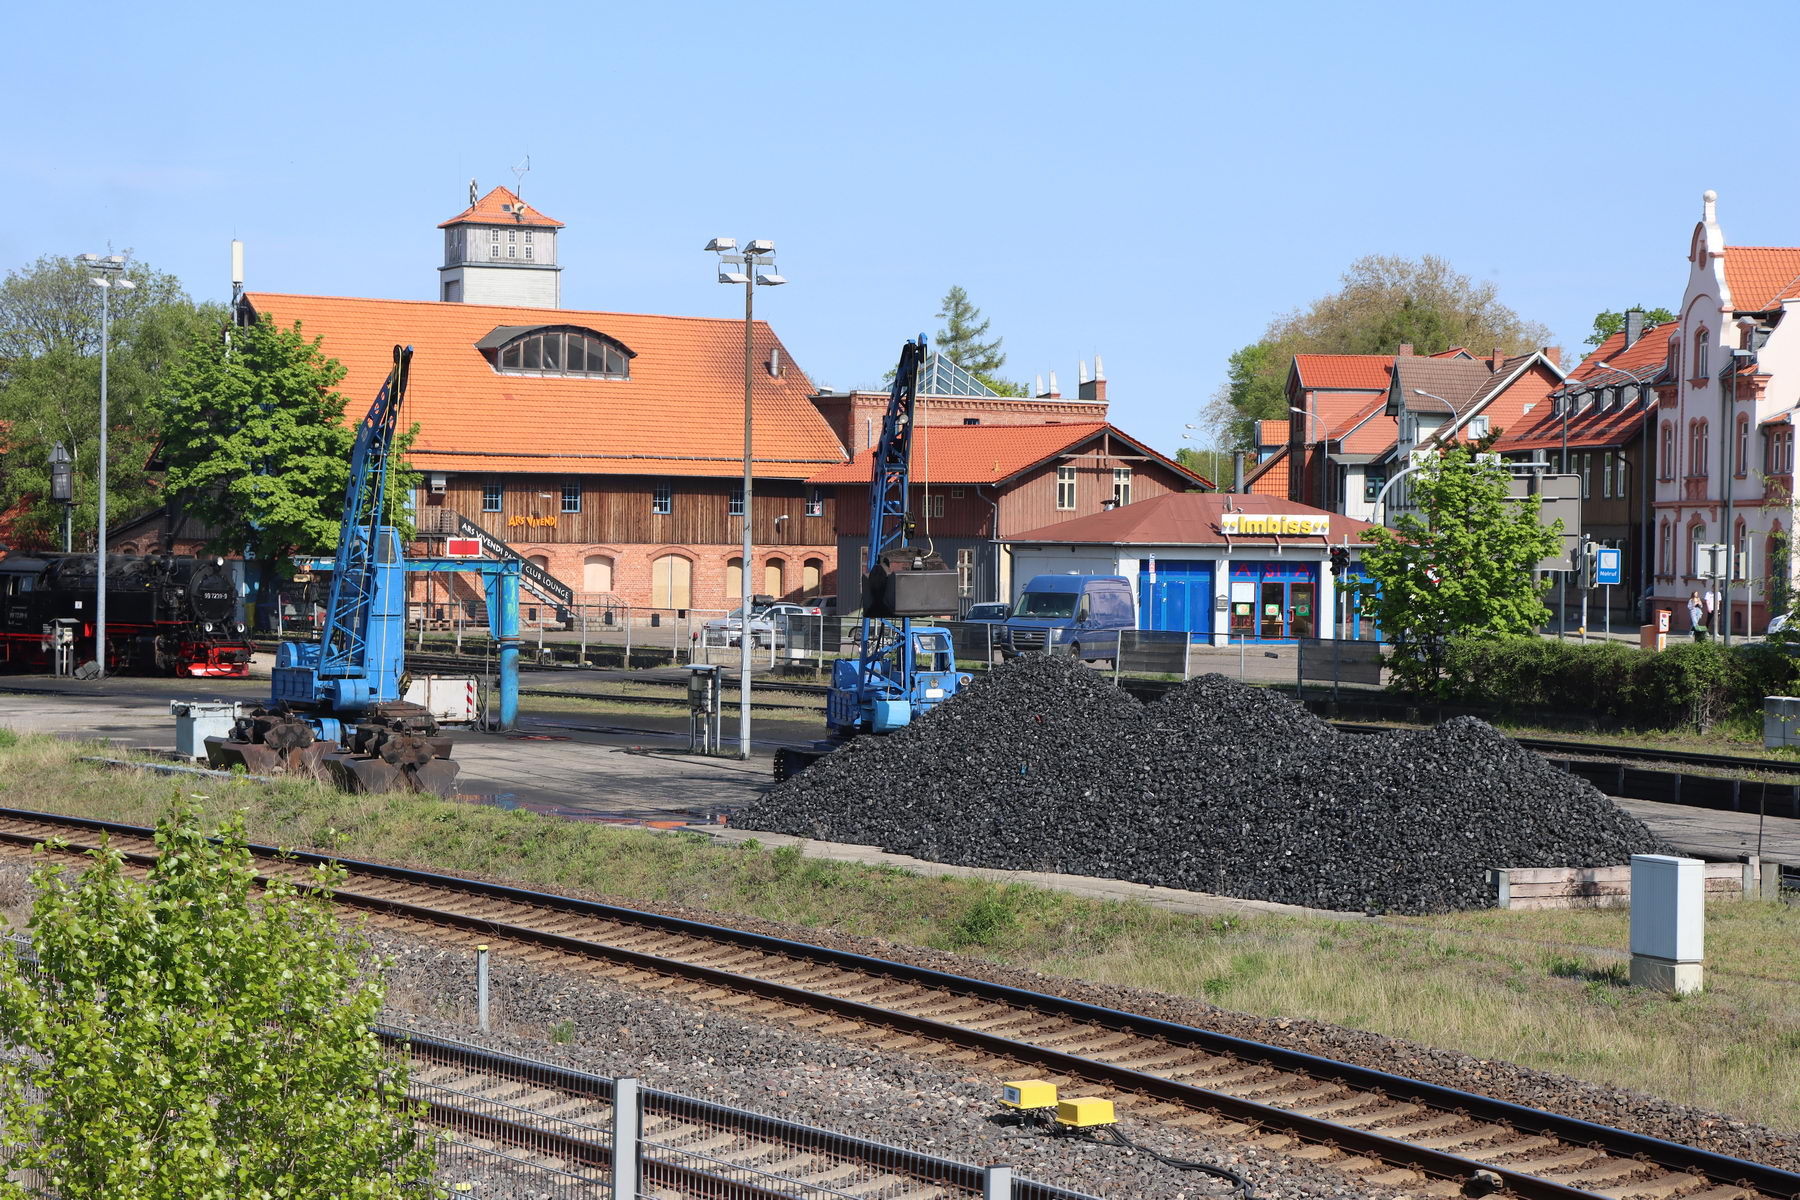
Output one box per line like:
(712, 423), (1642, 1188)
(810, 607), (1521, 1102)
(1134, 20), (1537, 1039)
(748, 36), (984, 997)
(524, 246), (533, 260)
(1600, 453), (1612, 499)
(950, 486), (966, 499)
(1056, 465), (1077, 510)
(1364, 470), (1386, 503)
(1736, 415), (1750, 477)
(804, 486), (825, 517)
(1693, 328), (1710, 383)
(729, 487), (745, 517)
(929, 493), (945, 518)
(956, 548), (974, 597)
(525, 230), (534, 244)
(508, 229), (516, 243)
(1688, 523), (1707, 577)
(1467, 415), (1490, 439)
(802, 557), (823, 595)
(507, 245), (516, 258)
(1580, 453), (1591, 499)
(1689, 421), (1709, 477)
(495, 327), (632, 379)
(490, 245), (499, 259)
(583, 555), (614, 594)
(482, 483), (502, 513)
(491, 229), (500, 243)
(1112, 467), (1132, 506)
(1772, 428), (1796, 476)
(1660, 422), (1674, 478)
(725, 557), (744, 600)
(561, 482), (581, 513)
(1659, 520), (1672, 577)
(764, 560), (785, 598)
(652, 483), (672, 515)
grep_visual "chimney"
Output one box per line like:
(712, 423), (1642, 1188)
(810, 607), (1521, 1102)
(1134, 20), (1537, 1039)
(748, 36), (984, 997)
(1233, 450), (1246, 493)
(1623, 309), (1646, 349)
(1490, 346), (1504, 371)
(1078, 353), (1107, 403)
(1034, 373), (1046, 397)
(1046, 369), (1060, 399)
(1543, 345), (1561, 368)
(1397, 343), (1414, 357)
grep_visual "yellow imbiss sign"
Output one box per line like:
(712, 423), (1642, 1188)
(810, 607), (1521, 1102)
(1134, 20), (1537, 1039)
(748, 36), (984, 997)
(1219, 513), (1330, 537)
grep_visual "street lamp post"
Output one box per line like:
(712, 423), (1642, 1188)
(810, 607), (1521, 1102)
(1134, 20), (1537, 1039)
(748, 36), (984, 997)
(705, 237), (785, 760)
(48, 443), (73, 552)
(74, 253), (133, 679)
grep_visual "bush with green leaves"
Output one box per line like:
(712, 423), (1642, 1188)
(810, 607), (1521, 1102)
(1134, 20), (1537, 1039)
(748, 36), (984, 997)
(0, 801), (440, 1199)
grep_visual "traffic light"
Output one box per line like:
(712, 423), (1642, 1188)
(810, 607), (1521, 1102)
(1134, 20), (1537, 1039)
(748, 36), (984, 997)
(1329, 546), (1350, 577)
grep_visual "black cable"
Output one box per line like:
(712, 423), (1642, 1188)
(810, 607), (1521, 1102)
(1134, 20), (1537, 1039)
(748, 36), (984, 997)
(1081, 1126), (1255, 1199)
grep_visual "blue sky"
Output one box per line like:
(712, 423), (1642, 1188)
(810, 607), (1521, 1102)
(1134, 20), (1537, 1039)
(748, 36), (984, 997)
(8, 0), (1800, 462)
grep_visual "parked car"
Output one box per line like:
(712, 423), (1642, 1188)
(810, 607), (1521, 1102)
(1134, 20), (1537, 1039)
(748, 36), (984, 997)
(963, 602), (1011, 623)
(704, 602), (822, 646)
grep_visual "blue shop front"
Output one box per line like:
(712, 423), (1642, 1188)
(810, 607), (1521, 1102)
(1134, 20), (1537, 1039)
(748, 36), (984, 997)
(1004, 492), (1379, 645)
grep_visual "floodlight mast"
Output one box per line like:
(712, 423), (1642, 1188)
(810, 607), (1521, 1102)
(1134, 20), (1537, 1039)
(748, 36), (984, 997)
(73, 252), (134, 678)
(705, 235), (786, 759)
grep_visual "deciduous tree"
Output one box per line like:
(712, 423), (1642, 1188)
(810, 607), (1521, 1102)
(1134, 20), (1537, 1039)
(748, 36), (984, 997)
(0, 801), (440, 1198)
(1359, 447), (1561, 690)
(1214, 255), (1554, 448)
(1585, 306), (1676, 348)
(0, 255), (217, 548)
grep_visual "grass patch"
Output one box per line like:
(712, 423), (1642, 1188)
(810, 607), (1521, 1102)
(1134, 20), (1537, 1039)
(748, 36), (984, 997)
(0, 732), (1796, 1131)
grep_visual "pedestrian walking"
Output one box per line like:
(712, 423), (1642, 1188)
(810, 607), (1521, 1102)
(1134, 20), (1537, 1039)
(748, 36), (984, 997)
(1687, 590), (1707, 642)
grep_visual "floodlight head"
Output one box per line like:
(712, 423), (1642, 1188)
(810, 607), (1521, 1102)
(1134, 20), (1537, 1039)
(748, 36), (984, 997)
(718, 271), (751, 285)
(88, 277), (109, 289)
(105, 255), (125, 265)
(75, 253), (98, 263)
(745, 239), (775, 255)
(704, 237), (736, 252)
(116, 278), (136, 290)
(755, 273), (786, 286)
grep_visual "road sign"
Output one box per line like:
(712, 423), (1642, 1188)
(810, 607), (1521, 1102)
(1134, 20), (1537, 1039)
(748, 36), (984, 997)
(1594, 547), (1622, 587)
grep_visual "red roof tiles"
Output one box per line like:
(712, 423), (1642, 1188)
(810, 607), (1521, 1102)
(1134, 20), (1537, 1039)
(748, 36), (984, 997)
(805, 423), (1206, 488)
(438, 186), (564, 230)
(1290, 354), (1393, 390)
(1724, 247), (1800, 312)
(244, 293), (846, 480)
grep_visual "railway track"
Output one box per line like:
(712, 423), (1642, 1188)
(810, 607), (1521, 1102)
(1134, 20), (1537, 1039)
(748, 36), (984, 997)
(0, 806), (1791, 1200)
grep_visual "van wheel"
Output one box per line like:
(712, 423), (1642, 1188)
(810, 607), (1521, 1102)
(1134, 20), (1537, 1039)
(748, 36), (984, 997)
(1069, 642), (1084, 664)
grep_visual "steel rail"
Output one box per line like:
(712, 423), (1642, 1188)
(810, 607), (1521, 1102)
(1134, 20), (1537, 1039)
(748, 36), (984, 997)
(388, 1026), (1098, 1200)
(3, 807), (1795, 1200)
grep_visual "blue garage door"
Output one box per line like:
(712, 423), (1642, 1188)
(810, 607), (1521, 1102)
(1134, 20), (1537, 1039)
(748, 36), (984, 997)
(1138, 560), (1214, 636)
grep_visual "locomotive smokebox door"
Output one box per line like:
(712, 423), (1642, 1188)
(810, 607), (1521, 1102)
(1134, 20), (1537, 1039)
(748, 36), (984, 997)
(864, 547), (959, 617)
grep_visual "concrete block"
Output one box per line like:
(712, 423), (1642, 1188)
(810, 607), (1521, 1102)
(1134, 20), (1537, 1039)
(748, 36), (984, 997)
(1629, 955), (1703, 995)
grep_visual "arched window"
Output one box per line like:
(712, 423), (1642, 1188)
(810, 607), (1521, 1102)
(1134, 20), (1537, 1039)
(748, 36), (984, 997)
(764, 559), (785, 599)
(1660, 422), (1674, 479)
(725, 557), (744, 602)
(1688, 522), (1707, 578)
(1693, 328), (1710, 383)
(1689, 421), (1709, 477)
(802, 557), (823, 595)
(527, 554), (550, 571)
(651, 554), (691, 610)
(1736, 414), (1751, 477)
(582, 555), (614, 594)
(1659, 520), (1672, 577)
(485, 325), (634, 379)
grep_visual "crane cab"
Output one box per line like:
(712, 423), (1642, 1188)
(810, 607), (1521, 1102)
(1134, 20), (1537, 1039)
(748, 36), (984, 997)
(826, 625), (964, 734)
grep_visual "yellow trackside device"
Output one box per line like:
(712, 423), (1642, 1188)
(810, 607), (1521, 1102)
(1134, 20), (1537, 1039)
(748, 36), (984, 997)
(999, 1080), (1058, 1110)
(1054, 1096), (1116, 1128)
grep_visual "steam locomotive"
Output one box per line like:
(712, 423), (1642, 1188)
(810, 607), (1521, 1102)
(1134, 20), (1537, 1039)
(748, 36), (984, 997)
(0, 551), (254, 677)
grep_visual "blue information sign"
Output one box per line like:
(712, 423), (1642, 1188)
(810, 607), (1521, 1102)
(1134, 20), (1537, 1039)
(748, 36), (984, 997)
(1594, 547), (1622, 587)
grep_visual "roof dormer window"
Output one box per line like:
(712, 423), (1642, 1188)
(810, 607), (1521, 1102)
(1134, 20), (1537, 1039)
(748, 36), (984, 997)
(479, 325), (634, 380)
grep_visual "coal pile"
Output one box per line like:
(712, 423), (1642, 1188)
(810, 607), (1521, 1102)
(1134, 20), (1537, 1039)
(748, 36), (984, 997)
(739, 659), (1666, 914)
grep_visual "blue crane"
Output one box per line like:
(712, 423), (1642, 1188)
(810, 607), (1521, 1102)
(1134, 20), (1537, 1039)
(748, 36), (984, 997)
(209, 346), (462, 796)
(777, 338), (967, 778)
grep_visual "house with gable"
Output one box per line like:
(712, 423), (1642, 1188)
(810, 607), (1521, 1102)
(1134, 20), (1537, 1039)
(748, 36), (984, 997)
(1651, 191), (1800, 636)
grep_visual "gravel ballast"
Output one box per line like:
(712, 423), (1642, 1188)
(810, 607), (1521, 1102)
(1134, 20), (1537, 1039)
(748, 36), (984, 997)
(738, 658), (1668, 913)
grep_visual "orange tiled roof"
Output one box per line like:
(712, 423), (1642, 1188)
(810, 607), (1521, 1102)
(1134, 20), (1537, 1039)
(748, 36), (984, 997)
(1335, 397), (1398, 456)
(1566, 321), (1676, 384)
(1724, 247), (1800, 312)
(438, 186), (564, 230)
(1291, 354), (1393, 390)
(244, 293), (846, 479)
(1255, 418), (1289, 446)
(1242, 445), (1290, 495)
(806, 423), (1207, 488)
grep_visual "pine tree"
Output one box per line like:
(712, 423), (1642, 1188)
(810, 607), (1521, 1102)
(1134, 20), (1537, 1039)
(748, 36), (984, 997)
(934, 285), (1006, 376)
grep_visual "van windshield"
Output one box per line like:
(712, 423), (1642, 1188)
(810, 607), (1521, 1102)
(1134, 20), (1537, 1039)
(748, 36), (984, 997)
(1013, 592), (1076, 619)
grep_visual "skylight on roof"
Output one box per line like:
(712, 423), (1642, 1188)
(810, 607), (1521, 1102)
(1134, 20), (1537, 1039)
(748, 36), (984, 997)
(917, 354), (1002, 398)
